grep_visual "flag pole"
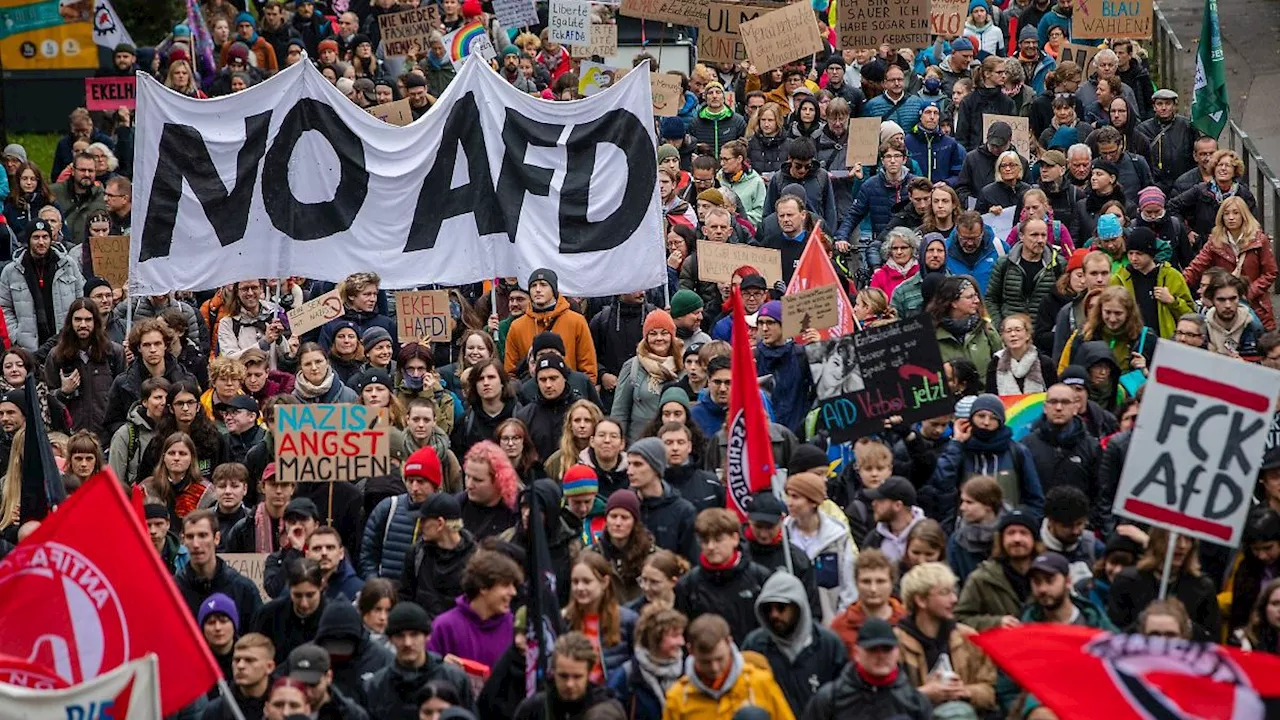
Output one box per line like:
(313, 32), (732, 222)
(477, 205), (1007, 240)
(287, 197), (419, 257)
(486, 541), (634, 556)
(217, 678), (248, 720)
(1157, 531), (1178, 600)
(780, 522), (794, 575)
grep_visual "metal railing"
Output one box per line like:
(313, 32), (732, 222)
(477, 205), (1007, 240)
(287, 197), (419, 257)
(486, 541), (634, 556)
(1151, 4), (1186, 96)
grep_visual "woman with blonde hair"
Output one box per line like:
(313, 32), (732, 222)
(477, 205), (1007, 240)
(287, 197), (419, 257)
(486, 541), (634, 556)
(545, 399), (602, 481)
(563, 552), (638, 680)
(1109, 527), (1221, 640)
(611, 310), (683, 442)
(164, 59), (206, 98)
(1183, 195), (1278, 329)
(1058, 285), (1153, 373)
(854, 287), (896, 326)
(85, 142), (119, 183)
(745, 102), (792, 174)
(976, 150), (1029, 217)
(1170, 149), (1259, 239)
(920, 184), (961, 235)
(988, 313), (1056, 394)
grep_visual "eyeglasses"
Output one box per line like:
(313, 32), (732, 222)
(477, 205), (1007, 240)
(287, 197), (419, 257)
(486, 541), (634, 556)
(882, 153), (904, 161)
(499, 435), (523, 445)
(173, 399), (199, 408)
(1174, 330), (1203, 339)
(1044, 398), (1075, 406)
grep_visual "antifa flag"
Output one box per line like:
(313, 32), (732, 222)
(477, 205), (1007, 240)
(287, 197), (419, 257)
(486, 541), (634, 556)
(524, 486), (559, 696)
(0, 471), (221, 715)
(19, 372), (66, 523)
(725, 285), (776, 521)
(784, 222), (856, 342)
(0, 655), (161, 720)
(970, 624), (1280, 719)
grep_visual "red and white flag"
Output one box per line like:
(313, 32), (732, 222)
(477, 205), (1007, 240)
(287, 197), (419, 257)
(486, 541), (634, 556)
(0, 654), (160, 720)
(724, 285), (776, 521)
(784, 223), (856, 342)
(970, 624), (1280, 720)
(0, 471), (220, 715)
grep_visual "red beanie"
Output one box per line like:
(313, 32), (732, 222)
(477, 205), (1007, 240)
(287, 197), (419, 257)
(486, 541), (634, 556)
(403, 447), (443, 487)
(462, 0), (483, 18)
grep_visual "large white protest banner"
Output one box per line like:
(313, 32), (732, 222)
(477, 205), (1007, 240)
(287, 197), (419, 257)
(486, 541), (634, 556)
(1114, 342), (1280, 546)
(129, 59), (665, 296)
(0, 654), (161, 719)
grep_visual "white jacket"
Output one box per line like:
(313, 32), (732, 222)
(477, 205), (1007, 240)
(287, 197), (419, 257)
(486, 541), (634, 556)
(785, 511), (859, 626)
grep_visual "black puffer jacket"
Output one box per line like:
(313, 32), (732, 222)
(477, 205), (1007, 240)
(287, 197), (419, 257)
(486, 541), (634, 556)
(955, 85), (1017, 151)
(639, 481), (699, 561)
(175, 558), (264, 623)
(801, 661), (932, 720)
(252, 595), (328, 664)
(1022, 415), (1102, 521)
(664, 462), (725, 513)
(304, 603), (394, 700)
(359, 656), (474, 720)
(747, 132), (792, 174)
(399, 529), (478, 619)
(675, 550), (774, 644)
(515, 387), (582, 460)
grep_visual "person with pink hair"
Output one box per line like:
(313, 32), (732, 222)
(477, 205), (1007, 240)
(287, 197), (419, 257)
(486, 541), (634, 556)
(460, 440), (521, 540)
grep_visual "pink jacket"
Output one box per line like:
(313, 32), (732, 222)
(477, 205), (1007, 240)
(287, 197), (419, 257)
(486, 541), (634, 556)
(870, 262), (919, 300)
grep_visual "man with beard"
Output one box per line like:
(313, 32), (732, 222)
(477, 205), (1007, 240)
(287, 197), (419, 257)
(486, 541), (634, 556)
(46, 297), (124, 438)
(306, 526), (365, 603)
(513, 633), (623, 720)
(1036, 486), (1104, 586)
(1202, 272), (1263, 356)
(669, 290), (710, 346)
(955, 507), (1039, 630)
(359, 602), (474, 718)
(176, 510), (264, 621)
(743, 572), (847, 716)
(944, 211), (1007, 294)
(743, 491), (820, 617)
(515, 354), (581, 460)
(399, 493), (477, 618)
(95, 42), (136, 77)
(590, 291), (654, 412)
(861, 477), (926, 565)
(0, 218), (84, 350)
(905, 107), (964, 187)
(891, 232), (949, 318)
(1172, 135), (1218, 196)
(1023, 384), (1101, 504)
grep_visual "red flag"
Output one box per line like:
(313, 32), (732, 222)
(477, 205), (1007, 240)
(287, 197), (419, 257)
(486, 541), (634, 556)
(0, 471), (220, 715)
(970, 624), (1280, 720)
(784, 223), (856, 342)
(724, 286), (776, 521)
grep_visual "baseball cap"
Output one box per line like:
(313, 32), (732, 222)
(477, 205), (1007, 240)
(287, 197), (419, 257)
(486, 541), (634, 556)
(288, 644), (331, 684)
(419, 492), (461, 520)
(1029, 552), (1070, 578)
(864, 476), (916, 505)
(214, 394), (259, 414)
(857, 617), (899, 648)
(1060, 365), (1088, 387)
(747, 491), (786, 523)
(739, 274), (768, 291)
(284, 498), (320, 522)
(986, 121), (1012, 147)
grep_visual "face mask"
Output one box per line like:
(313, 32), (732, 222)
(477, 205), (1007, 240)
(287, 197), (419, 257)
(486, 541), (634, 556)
(402, 373), (424, 390)
(924, 78), (941, 92)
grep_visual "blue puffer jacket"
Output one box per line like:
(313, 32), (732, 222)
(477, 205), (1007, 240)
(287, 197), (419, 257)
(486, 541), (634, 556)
(835, 171), (917, 269)
(599, 606), (639, 677)
(862, 92), (929, 132)
(1023, 51), (1056, 93)
(944, 224), (1008, 294)
(905, 125), (966, 185)
(755, 341), (811, 435)
(359, 493), (423, 580)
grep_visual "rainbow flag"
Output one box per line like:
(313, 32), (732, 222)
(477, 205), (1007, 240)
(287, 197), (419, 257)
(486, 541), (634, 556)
(1001, 393), (1044, 441)
(443, 20), (496, 64)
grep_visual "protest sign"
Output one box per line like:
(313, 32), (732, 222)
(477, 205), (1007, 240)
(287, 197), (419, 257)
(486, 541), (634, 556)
(619, 0), (706, 25)
(929, 0), (965, 37)
(845, 117), (881, 168)
(84, 77), (135, 111)
(218, 553), (269, 600)
(1059, 42), (1102, 73)
(812, 316), (950, 442)
(738, 0), (822, 72)
(579, 61), (622, 95)
(1113, 343), (1280, 545)
(696, 240), (784, 286)
(838, 0), (930, 50)
(494, 0), (540, 28)
(442, 21), (497, 62)
(699, 2), (781, 64)
(286, 288), (344, 337)
(378, 7), (436, 55)
(394, 290), (451, 343)
(982, 210), (1014, 241)
(571, 23), (618, 58)
(550, 0), (592, 44)
(90, 235), (129, 290)
(368, 98), (413, 126)
(651, 72), (684, 116)
(275, 404), (391, 483)
(781, 284), (840, 338)
(1074, 0), (1152, 39)
(983, 113), (1032, 159)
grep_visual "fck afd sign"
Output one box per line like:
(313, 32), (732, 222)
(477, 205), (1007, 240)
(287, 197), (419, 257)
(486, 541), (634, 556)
(1114, 342), (1280, 546)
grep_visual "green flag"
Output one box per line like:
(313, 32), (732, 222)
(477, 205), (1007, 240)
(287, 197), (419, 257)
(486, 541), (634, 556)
(1192, 0), (1229, 138)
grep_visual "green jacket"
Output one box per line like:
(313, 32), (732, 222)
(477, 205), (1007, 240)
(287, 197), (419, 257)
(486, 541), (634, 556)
(985, 245), (1066, 327)
(935, 319), (1004, 388)
(997, 594), (1117, 716)
(718, 168), (767, 226)
(954, 558), (1024, 630)
(1110, 263), (1195, 339)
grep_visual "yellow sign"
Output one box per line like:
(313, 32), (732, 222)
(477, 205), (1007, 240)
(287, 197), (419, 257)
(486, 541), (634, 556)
(0, 0), (99, 72)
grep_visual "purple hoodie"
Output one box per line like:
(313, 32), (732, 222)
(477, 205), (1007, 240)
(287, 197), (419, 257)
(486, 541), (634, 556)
(427, 595), (513, 669)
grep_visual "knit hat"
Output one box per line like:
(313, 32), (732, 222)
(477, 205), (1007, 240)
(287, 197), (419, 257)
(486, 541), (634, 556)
(353, 368), (394, 393)
(1138, 186), (1166, 210)
(1039, 149), (1066, 167)
(2, 144), (26, 163)
(1126, 227), (1158, 256)
(696, 188), (725, 207)
(1091, 158), (1119, 179)
(657, 144), (681, 164)
(758, 300), (782, 323)
(970, 393), (1005, 424)
(605, 489), (642, 522)
(1103, 533), (1144, 558)
(502, 44), (520, 58)
(1048, 126), (1078, 150)
(462, 0), (483, 17)
(361, 326), (392, 353)
(658, 386), (690, 412)
(197, 593), (239, 632)
(386, 602), (431, 636)
(562, 464), (599, 498)
(351, 33), (371, 48)
(143, 503), (169, 520)
(318, 38), (339, 54)
(534, 354), (567, 379)
(879, 120), (905, 146)
(643, 309), (676, 338)
(403, 447), (443, 487)
(968, 0), (989, 13)
(226, 42), (250, 62)
(998, 506), (1037, 535)
(1018, 24), (1039, 42)
(1096, 213), (1123, 239)
(660, 117), (686, 140)
(528, 268), (559, 298)
(627, 437), (668, 477)
(669, 289), (704, 319)
(532, 332), (566, 357)
(705, 80), (725, 93)
(169, 46), (190, 63)
(786, 472), (827, 505)
(83, 276), (113, 297)
(1066, 248), (1090, 273)
(788, 443), (829, 475)
(404, 73), (428, 88)
(954, 395), (977, 419)
(949, 37), (974, 52)
(175, 22), (194, 36)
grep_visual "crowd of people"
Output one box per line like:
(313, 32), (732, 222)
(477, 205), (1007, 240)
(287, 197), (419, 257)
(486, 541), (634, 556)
(0, 0), (1277, 719)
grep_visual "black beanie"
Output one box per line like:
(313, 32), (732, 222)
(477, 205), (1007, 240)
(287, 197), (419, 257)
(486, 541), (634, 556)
(84, 276), (113, 297)
(385, 602), (430, 637)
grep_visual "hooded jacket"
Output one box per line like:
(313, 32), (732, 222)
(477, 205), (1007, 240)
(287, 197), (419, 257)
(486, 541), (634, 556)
(890, 236), (950, 318)
(399, 529), (478, 618)
(801, 658), (931, 720)
(516, 386), (582, 460)
(718, 166), (767, 225)
(310, 603), (394, 699)
(640, 481), (699, 562)
(359, 492), (424, 580)
(929, 431), (1045, 525)
(755, 340), (812, 435)
(956, 86), (1018, 151)
(513, 683), (621, 720)
(944, 223), (1008, 294)
(0, 245), (85, 351)
(107, 402), (161, 488)
(175, 559), (264, 623)
(782, 512), (858, 625)
(745, 530), (821, 617)
(665, 462), (725, 514)
(427, 594), (515, 670)
(1023, 415), (1103, 520)
(589, 298), (653, 386)
(663, 647), (795, 720)
(252, 593), (328, 664)
(359, 654), (474, 720)
(985, 242), (1065, 326)
(687, 105), (747, 155)
(764, 165), (839, 232)
(934, 312), (1004, 383)
(905, 122), (966, 185)
(746, 132), (792, 175)
(742, 573), (848, 717)
(675, 550), (775, 644)
(505, 298), (598, 383)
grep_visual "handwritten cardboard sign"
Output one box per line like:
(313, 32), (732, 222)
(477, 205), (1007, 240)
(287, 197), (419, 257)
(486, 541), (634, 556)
(368, 98), (413, 126)
(395, 290), (450, 343)
(781, 284), (840, 338)
(619, 0), (706, 25)
(572, 23), (619, 58)
(1058, 42), (1101, 74)
(85, 77), (135, 111)
(1074, 0), (1151, 39)
(929, 0), (966, 37)
(493, 0), (540, 28)
(698, 2), (781, 64)
(738, 0), (822, 73)
(286, 289), (344, 337)
(845, 117), (881, 168)
(838, 0), (930, 49)
(983, 114), (1032, 160)
(275, 404), (391, 483)
(219, 553), (269, 600)
(813, 315), (950, 442)
(550, 0), (592, 44)
(651, 73), (684, 116)
(378, 7), (436, 56)
(89, 235), (129, 290)
(696, 239), (783, 286)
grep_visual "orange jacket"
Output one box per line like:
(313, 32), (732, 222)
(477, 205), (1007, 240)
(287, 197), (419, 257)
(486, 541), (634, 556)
(503, 297), (598, 383)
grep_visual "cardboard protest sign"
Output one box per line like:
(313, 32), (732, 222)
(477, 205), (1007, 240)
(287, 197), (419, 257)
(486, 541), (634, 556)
(286, 288), (344, 337)
(85, 77), (135, 111)
(368, 98), (413, 126)
(983, 113), (1032, 160)
(619, 0), (706, 25)
(929, 0), (965, 37)
(1113, 343), (1280, 545)
(1074, 0), (1152, 39)
(275, 404), (391, 483)
(571, 23), (618, 58)
(218, 553), (269, 600)
(395, 290), (451, 343)
(738, 0), (822, 72)
(812, 315), (950, 442)
(845, 117), (881, 168)
(550, 0), (592, 44)
(781, 284), (839, 338)
(696, 239), (784, 286)
(1059, 42), (1101, 74)
(378, 7), (436, 56)
(579, 61), (622, 96)
(89, 235), (129, 290)
(493, 0), (540, 28)
(442, 21), (497, 62)
(651, 73), (684, 116)
(838, 0), (930, 50)
(698, 2), (781, 64)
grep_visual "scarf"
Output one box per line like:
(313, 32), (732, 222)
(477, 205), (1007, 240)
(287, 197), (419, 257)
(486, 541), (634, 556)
(1039, 518), (1079, 554)
(633, 647), (683, 702)
(253, 502), (276, 553)
(1211, 181), (1240, 204)
(426, 52), (447, 69)
(0, 378), (53, 427)
(635, 345), (678, 393)
(855, 663), (900, 687)
(939, 314), (979, 340)
(700, 549), (741, 572)
(995, 348), (1045, 395)
(954, 516), (997, 554)
(883, 256), (917, 277)
(965, 425), (1013, 476)
(1002, 558), (1031, 602)
(294, 369), (335, 400)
